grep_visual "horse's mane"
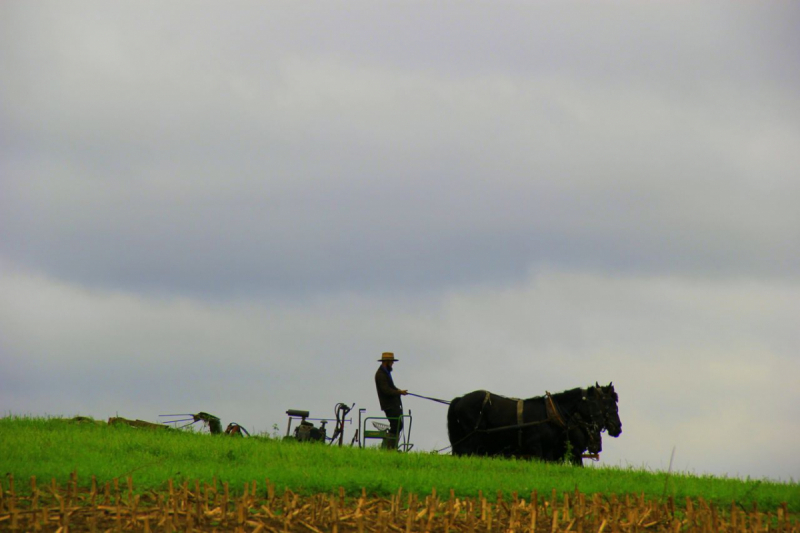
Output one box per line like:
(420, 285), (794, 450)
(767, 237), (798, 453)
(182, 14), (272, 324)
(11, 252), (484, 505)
(522, 387), (587, 403)
(478, 386), (598, 404)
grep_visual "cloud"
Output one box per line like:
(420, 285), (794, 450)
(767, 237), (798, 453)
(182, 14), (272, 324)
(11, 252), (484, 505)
(2, 1), (799, 300)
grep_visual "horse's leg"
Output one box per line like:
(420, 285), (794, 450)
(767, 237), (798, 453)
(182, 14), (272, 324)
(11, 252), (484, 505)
(570, 427), (589, 467)
(532, 424), (564, 463)
(521, 428), (546, 461)
(571, 448), (584, 466)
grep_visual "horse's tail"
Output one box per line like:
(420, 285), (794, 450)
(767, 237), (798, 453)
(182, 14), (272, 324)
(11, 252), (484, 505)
(447, 396), (467, 453)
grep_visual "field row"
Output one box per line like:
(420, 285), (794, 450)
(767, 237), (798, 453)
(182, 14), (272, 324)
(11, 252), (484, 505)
(0, 473), (796, 532)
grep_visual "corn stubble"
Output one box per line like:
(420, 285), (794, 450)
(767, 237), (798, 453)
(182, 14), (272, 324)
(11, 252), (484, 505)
(1, 473), (796, 532)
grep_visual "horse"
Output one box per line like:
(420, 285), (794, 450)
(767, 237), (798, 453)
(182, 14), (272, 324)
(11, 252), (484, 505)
(447, 384), (619, 465)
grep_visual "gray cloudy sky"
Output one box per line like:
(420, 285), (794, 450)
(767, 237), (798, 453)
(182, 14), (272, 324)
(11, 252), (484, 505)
(2, 2), (799, 482)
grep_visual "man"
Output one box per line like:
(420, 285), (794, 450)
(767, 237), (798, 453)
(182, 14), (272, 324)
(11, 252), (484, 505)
(374, 352), (408, 449)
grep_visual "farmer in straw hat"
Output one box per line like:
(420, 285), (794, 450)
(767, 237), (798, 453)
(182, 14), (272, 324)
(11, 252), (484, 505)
(375, 352), (408, 449)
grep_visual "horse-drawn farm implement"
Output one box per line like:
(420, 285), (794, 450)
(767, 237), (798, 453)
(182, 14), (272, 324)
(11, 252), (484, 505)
(159, 412), (250, 436)
(283, 403), (415, 451)
(112, 402), (418, 451)
(104, 401), (418, 451)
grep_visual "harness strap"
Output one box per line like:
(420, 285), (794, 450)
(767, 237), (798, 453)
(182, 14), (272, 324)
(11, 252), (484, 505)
(472, 390), (492, 432)
(545, 391), (567, 428)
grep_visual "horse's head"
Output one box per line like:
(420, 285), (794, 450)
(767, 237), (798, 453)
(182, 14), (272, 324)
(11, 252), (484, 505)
(587, 425), (603, 454)
(595, 382), (622, 437)
(569, 417), (602, 456)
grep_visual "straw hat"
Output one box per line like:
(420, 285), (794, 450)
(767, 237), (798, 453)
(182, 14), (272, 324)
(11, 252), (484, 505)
(378, 352), (398, 362)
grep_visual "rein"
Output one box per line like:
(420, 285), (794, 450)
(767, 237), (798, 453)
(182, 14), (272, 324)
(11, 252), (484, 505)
(482, 417), (553, 433)
(406, 392), (452, 405)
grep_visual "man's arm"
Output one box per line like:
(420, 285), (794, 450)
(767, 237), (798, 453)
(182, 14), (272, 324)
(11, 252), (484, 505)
(376, 370), (408, 396)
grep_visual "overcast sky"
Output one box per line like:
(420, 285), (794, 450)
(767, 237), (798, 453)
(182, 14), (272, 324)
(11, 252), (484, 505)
(2, 1), (799, 483)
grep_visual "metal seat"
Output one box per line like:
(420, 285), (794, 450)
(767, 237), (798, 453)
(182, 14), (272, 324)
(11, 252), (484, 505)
(358, 411), (413, 452)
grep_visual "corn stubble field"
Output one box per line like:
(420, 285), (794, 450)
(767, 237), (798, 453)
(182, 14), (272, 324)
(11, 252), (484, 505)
(2, 417), (798, 532)
(2, 473), (797, 532)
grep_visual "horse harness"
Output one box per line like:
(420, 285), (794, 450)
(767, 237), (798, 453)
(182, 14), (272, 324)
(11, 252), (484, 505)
(518, 392), (563, 448)
(464, 389), (600, 458)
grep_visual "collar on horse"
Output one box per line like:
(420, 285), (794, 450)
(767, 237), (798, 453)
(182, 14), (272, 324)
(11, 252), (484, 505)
(510, 390), (600, 457)
(544, 391), (567, 428)
(510, 392), (564, 448)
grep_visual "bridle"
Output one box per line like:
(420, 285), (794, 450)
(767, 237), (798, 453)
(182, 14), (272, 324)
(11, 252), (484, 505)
(593, 385), (620, 436)
(564, 389), (603, 456)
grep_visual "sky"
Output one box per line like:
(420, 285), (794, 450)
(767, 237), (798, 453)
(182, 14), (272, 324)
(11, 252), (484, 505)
(1, 1), (799, 483)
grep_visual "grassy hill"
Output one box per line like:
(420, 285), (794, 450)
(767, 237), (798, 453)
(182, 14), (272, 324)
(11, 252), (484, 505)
(2, 416), (796, 508)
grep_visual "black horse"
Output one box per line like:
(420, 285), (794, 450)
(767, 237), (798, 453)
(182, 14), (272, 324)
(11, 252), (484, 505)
(447, 383), (621, 465)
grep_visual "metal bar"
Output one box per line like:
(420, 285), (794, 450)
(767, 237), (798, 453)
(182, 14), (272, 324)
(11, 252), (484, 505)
(357, 409), (365, 448)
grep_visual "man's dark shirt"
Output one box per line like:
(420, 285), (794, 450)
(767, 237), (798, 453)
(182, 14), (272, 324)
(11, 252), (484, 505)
(375, 365), (403, 411)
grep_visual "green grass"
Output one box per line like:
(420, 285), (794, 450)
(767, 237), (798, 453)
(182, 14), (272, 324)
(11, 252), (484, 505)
(1, 416), (797, 513)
